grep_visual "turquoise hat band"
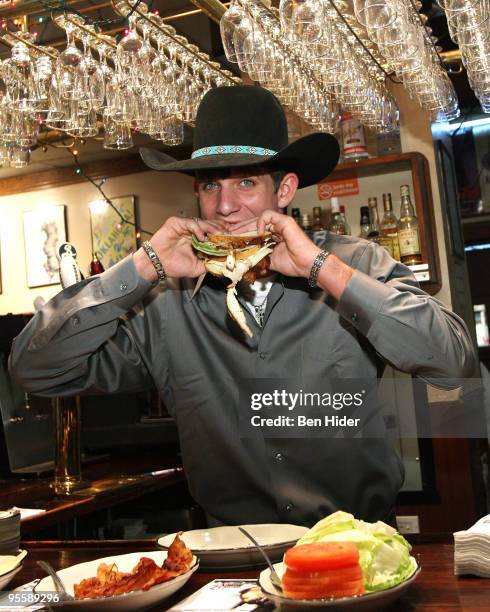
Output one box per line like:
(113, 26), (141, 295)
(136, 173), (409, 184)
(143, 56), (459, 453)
(191, 145), (278, 159)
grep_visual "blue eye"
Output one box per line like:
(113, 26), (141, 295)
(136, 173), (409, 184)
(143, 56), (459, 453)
(202, 182), (218, 191)
(240, 179), (255, 187)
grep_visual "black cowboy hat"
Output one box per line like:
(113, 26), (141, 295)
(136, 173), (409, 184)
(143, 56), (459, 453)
(140, 85), (339, 189)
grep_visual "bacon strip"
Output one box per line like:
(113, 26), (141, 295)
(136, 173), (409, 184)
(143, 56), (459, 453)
(74, 533), (193, 600)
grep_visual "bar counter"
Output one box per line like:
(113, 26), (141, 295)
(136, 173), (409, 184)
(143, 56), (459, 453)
(7, 536), (490, 610)
(1, 455), (185, 535)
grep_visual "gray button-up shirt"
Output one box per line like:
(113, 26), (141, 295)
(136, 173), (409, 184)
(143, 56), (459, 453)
(9, 234), (476, 526)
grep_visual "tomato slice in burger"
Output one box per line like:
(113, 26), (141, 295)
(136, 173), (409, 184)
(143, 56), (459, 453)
(284, 542), (360, 572)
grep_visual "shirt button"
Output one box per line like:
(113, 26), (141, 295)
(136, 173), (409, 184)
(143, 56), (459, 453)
(275, 452), (284, 462)
(72, 316), (80, 326)
(284, 502), (294, 512)
(120, 282), (128, 291)
(351, 313), (358, 322)
(259, 353), (267, 360)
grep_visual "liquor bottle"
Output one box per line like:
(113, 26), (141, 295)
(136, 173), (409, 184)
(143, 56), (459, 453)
(328, 198), (347, 235)
(381, 193), (400, 260)
(359, 206), (372, 239)
(291, 208), (301, 225)
(369, 195), (395, 255)
(90, 252), (105, 275)
(397, 185), (423, 265)
(311, 206), (325, 231)
(339, 205), (351, 235)
(301, 213), (312, 232)
(367, 197), (380, 244)
(341, 113), (369, 161)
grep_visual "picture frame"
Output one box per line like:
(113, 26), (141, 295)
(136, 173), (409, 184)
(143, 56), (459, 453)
(23, 205), (67, 288)
(89, 195), (138, 269)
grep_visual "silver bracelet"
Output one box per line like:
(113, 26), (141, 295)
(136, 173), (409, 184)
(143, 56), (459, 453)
(308, 249), (330, 288)
(142, 241), (167, 282)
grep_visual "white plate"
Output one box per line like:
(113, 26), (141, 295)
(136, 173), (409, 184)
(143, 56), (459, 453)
(259, 558), (420, 611)
(157, 524), (308, 569)
(0, 550), (27, 577)
(34, 550), (198, 611)
(0, 564), (22, 590)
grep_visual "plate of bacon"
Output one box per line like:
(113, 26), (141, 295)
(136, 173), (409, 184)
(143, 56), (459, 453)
(34, 534), (198, 610)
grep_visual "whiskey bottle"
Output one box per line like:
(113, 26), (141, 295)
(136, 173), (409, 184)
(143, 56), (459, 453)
(339, 205), (351, 235)
(312, 206), (325, 231)
(371, 195), (395, 257)
(397, 185), (423, 265)
(359, 206), (372, 239)
(381, 193), (400, 260)
(301, 213), (312, 232)
(291, 208), (301, 225)
(367, 197), (380, 244)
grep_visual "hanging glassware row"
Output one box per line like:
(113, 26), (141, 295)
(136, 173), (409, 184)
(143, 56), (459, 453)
(436, 0), (490, 113)
(220, 0), (460, 127)
(221, 0), (399, 134)
(0, 0), (240, 168)
(351, 0), (459, 121)
(0, 0), (468, 169)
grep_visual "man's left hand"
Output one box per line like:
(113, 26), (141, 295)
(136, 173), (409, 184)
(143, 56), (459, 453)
(256, 209), (321, 278)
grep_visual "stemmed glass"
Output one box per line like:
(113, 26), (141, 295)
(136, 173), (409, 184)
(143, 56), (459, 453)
(77, 25), (105, 113)
(54, 13), (84, 101)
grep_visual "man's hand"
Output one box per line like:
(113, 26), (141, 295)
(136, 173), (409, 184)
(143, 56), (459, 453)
(255, 210), (321, 278)
(256, 210), (353, 300)
(134, 216), (226, 282)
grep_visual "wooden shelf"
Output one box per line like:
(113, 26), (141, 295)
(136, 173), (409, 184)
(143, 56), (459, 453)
(329, 152), (442, 295)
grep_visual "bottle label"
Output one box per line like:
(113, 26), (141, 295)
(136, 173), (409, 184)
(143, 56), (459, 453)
(378, 235), (394, 257)
(398, 228), (420, 256)
(341, 118), (368, 159)
(387, 232), (400, 260)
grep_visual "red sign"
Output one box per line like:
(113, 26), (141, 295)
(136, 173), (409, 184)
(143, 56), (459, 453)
(317, 177), (359, 200)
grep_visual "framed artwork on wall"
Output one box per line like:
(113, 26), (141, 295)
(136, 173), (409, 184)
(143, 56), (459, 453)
(23, 205), (67, 288)
(89, 195), (138, 269)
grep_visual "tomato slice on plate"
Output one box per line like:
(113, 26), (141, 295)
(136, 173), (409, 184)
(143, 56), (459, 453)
(284, 542), (360, 572)
(283, 565), (363, 584)
(284, 583), (365, 600)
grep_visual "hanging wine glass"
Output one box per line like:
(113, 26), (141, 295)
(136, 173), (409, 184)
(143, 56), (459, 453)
(54, 13), (84, 101)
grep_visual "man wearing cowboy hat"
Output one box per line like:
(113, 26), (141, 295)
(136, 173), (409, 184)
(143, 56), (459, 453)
(10, 85), (476, 527)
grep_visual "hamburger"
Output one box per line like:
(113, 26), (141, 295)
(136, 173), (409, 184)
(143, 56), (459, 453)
(192, 230), (275, 337)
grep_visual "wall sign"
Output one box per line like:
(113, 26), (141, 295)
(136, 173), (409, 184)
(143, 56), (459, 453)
(23, 205), (67, 288)
(317, 177), (360, 200)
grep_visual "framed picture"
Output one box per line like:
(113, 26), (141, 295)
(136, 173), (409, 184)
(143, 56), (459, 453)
(23, 205), (67, 288)
(89, 195), (138, 269)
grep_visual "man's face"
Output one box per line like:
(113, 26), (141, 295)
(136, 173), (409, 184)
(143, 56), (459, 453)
(195, 169), (280, 232)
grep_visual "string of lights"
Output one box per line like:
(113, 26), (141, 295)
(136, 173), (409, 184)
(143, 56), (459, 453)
(64, 146), (155, 239)
(40, 0), (147, 32)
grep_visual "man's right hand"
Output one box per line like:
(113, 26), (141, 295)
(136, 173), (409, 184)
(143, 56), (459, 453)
(133, 216), (226, 282)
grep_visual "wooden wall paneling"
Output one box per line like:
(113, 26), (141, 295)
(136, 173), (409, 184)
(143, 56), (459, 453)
(0, 146), (193, 197)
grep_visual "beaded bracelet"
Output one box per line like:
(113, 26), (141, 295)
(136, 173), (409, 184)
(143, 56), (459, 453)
(308, 249), (330, 288)
(142, 241), (167, 283)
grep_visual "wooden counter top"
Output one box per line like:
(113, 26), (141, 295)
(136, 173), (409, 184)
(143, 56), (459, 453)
(0, 455), (185, 535)
(6, 537), (490, 610)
